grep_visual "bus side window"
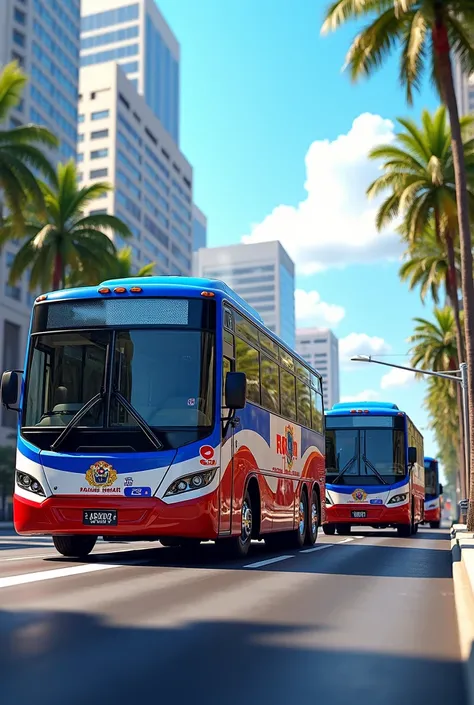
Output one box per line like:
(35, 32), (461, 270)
(261, 356), (280, 414)
(311, 389), (323, 433)
(280, 369), (296, 421)
(235, 337), (260, 405)
(222, 356), (232, 407)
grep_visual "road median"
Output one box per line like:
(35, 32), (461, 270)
(452, 524), (474, 704)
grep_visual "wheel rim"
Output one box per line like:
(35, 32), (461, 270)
(241, 500), (252, 543)
(311, 501), (318, 536)
(299, 499), (306, 536)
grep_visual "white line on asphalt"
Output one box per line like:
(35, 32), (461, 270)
(0, 544), (162, 563)
(0, 562), (124, 589)
(338, 538), (354, 544)
(244, 555), (294, 569)
(300, 544), (335, 554)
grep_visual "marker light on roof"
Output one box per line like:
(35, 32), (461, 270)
(114, 287), (127, 294)
(98, 287), (111, 294)
(201, 291), (215, 297)
(35, 294), (47, 302)
(130, 286), (142, 293)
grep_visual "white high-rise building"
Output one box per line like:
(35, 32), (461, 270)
(194, 241), (295, 347)
(192, 205), (207, 252)
(295, 328), (340, 411)
(0, 0), (81, 442)
(81, 0), (180, 144)
(454, 58), (474, 116)
(79, 62), (193, 275)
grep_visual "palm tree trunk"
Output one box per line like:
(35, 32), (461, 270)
(52, 253), (62, 291)
(433, 21), (474, 530)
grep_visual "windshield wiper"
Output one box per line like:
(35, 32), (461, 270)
(362, 454), (387, 484)
(51, 392), (104, 452)
(112, 389), (163, 450)
(331, 455), (357, 484)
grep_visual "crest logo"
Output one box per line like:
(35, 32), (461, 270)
(85, 461), (117, 488)
(352, 488), (367, 503)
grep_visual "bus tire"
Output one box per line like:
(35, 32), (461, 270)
(305, 490), (319, 546)
(288, 490), (308, 549)
(160, 538), (181, 547)
(336, 524), (351, 536)
(223, 488), (254, 558)
(396, 524), (411, 537)
(53, 535), (97, 558)
(323, 524), (336, 536)
(430, 521), (440, 529)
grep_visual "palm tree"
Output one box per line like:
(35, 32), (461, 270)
(66, 246), (156, 288)
(0, 160), (131, 291)
(322, 0), (474, 529)
(409, 307), (466, 497)
(399, 222), (461, 307)
(0, 61), (58, 230)
(424, 376), (459, 491)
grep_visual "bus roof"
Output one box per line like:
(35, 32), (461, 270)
(35, 276), (321, 378)
(424, 456), (438, 463)
(326, 401), (404, 417)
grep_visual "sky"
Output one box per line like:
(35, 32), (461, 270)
(158, 0), (445, 473)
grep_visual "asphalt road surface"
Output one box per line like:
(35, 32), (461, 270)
(0, 525), (466, 705)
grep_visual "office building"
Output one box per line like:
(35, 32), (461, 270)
(81, 0), (179, 144)
(79, 62), (193, 276)
(0, 0), (81, 443)
(192, 205), (207, 252)
(295, 328), (340, 411)
(454, 58), (474, 116)
(195, 241), (295, 347)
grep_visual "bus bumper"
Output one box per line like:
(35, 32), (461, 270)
(326, 503), (410, 526)
(424, 507), (441, 523)
(13, 492), (220, 539)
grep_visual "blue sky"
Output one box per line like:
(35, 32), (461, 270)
(158, 0), (446, 472)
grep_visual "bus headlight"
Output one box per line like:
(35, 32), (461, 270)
(16, 471), (45, 497)
(388, 493), (407, 504)
(165, 468), (217, 497)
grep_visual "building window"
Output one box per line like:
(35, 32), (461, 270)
(91, 110), (109, 121)
(91, 148), (108, 159)
(11, 51), (24, 66)
(13, 30), (25, 47)
(90, 168), (108, 179)
(91, 129), (109, 140)
(14, 8), (26, 25)
(81, 4), (139, 32)
(78, 114), (85, 123)
(5, 253), (21, 301)
(2, 321), (21, 428)
(89, 209), (107, 215)
(77, 153), (84, 162)
(81, 24), (139, 50)
(78, 133), (84, 143)
(81, 44), (139, 68)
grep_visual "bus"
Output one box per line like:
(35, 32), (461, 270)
(324, 401), (424, 537)
(1, 276), (326, 558)
(423, 456), (443, 529)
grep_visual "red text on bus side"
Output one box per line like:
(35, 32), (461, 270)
(276, 434), (298, 459)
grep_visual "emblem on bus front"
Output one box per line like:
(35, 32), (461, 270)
(85, 461), (117, 488)
(285, 425), (295, 471)
(352, 488), (367, 502)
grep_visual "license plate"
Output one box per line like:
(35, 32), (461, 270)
(83, 510), (117, 526)
(351, 511), (367, 519)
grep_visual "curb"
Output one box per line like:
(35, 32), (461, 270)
(451, 531), (474, 704)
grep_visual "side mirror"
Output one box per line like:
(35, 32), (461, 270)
(1, 371), (20, 410)
(225, 371), (246, 410)
(439, 483), (444, 496)
(408, 446), (417, 465)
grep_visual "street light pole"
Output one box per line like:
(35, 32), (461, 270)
(351, 355), (470, 502)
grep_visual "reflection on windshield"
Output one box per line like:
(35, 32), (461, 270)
(326, 427), (406, 485)
(23, 329), (214, 429)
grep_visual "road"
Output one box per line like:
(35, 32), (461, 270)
(0, 526), (466, 705)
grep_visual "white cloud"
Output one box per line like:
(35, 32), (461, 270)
(340, 390), (380, 403)
(339, 333), (391, 364)
(242, 113), (401, 274)
(295, 289), (345, 327)
(380, 368), (416, 390)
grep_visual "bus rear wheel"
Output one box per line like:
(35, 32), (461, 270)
(53, 535), (97, 558)
(305, 491), (319, 546)
(430, 521), (440, 529)
(323, 524), (336, 536)
(288, 491), (308, 549)
(336, 525), (351, 536)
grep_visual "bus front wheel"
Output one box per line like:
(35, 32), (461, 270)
(323, 524), (336, 535)
(396, 524), (411, 537)
(430, 521), (440, 529)
(53, 535), (97, 558)
(222, 489), (254, 558)
(337, 525), (351, 536)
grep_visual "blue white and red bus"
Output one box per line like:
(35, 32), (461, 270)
(423, 456), (443, 529)
(1, 276), (326, 558)
(324, 401), (424, 537)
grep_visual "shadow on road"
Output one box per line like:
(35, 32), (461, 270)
(0, 608), (466, 705)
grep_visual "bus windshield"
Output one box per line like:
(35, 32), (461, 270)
(325, 416), (406, 485)
(424, 460), (439, 498)
(23, 328), (214, 432)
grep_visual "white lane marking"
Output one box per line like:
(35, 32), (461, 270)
(0, 544), (163, 563)
(338, 538), (354, 543)
(300, 544), (334, 554)
(353, 535), (364, 539)
(0, 562), (123, 589)
(244, 555), (294, 569)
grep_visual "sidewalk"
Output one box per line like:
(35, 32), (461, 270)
(451, 524), (474, 704)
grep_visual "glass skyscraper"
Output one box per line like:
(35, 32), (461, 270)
(81, 0), (180, 144)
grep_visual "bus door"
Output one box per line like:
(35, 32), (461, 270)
(218, 354), (235, 534)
